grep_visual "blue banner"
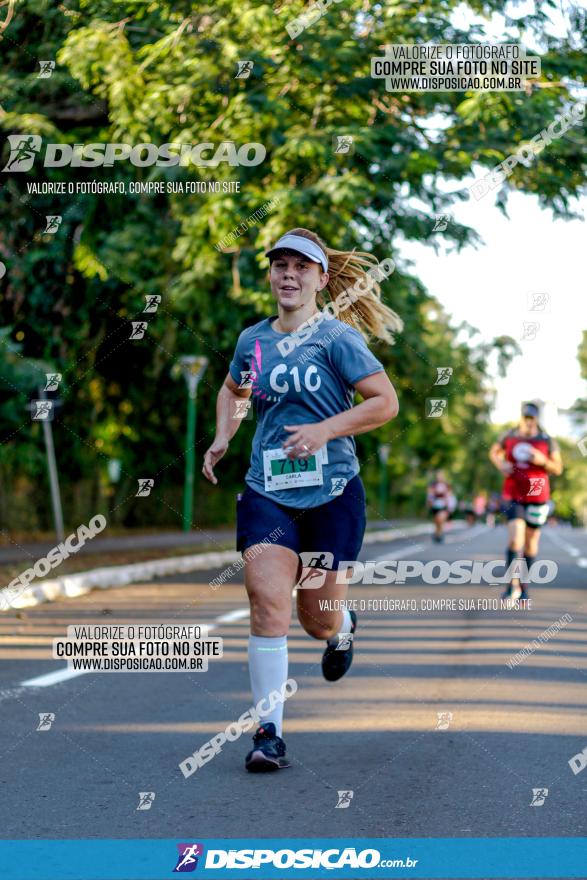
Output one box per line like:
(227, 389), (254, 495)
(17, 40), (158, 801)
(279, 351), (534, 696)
(1, 838), (587, 879)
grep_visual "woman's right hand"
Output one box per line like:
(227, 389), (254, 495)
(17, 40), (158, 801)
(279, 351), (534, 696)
(202, 438), (229, 485)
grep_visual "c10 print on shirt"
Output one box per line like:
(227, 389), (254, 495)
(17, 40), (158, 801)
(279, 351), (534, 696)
(269, 364), (321, 396)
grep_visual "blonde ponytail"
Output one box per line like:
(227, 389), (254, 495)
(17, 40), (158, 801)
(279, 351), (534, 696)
(286, 227), (403, 343)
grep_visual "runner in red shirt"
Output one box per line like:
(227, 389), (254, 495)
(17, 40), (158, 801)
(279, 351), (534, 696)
(489, 402), (563, 604)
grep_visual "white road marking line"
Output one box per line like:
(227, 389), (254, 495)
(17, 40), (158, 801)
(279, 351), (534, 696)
(445, 524), (489, 544)
(20, 607), (250, 688)
(362, 522), (470, 546)
(545, 529), (583, 560)
(214, 609), (249, 623)
(21, 667), (85, 688)
(374, 544), (425, 562)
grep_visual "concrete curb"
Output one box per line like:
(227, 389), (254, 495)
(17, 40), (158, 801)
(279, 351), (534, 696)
(0, 522), (463, 611)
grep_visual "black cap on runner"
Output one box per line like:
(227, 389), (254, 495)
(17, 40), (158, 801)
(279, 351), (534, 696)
(521, 402), (540, 418)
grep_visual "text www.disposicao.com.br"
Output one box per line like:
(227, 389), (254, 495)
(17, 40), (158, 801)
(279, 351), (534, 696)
(70, 657), (202, 671)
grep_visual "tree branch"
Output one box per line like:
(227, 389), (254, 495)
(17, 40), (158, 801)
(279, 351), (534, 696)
(0, 0), (16, 38)
(34, 100), (109, 129)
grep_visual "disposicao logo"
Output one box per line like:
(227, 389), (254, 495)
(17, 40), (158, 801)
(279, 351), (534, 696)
(2, 135), (266, 171)
(200, 846), (384, 870)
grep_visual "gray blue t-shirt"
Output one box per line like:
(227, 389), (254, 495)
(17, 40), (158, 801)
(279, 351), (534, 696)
(228, 313), (385, 508)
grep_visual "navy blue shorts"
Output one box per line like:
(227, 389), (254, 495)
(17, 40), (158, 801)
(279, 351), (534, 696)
(502, 500), (549, 528)
(236, 474), (366, 568)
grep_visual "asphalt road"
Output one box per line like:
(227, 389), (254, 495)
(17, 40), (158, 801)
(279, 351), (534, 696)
(1, 522), (586, 863)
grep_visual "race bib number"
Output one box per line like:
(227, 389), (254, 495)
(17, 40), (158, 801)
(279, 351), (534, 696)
(263, 448), (324, 492)
(525, 504), (549, 527)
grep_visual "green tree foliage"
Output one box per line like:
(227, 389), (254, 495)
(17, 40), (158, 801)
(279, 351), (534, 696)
(572, 331), (587, 417)
(0, 0), (585, 528)
(552, 439), (587, 525)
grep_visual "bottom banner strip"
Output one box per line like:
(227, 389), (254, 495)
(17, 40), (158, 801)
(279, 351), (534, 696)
(1, 837), (587, 879)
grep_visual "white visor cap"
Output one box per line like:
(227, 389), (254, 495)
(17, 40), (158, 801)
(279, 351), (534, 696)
(265, 233), (328, 273)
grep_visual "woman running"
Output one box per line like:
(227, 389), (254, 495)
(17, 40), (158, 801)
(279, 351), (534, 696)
(489, 401), (563, 604)
(426, 470), (452, 542)
(486, 492), (501, 528)
(472, 491), (488, 524)
(202, 228), (401, 771)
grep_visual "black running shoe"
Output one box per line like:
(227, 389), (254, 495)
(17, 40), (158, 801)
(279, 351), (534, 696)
(321, 610), (357, 682)
(245, 722), (290, 773)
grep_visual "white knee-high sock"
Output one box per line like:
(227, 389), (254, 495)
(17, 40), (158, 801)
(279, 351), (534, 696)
(327, 607), (352, 646)
(248, 635), (288, 737)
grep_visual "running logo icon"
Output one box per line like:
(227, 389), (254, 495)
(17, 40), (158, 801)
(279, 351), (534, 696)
(426, 398), (447, 418)
(136, 792), (155, 810)
(521, 321), (540, 341)
(527, 477), (546, 497)
(136, 479), (155, 497)
(44, 215), (62, 234)
(44, 373), (62, 391)
(144, 295), (161, 313)
(239, 370), (256, 389)
(232, 399), (252, 420)
(38, 61), (55, 78)
(296, 552), (334, 589)
(434, 367), (453, 385)
(31, 400), (53, 421)
(37, 713), (55, 731)
(333, 135), (354, 154)
(2, 135), (42, 172)
(329, 477), (347, 496)
(130, 321), (148, 340)
(528, 293), (550, 311)
(433, 214), (450, 232)
(335, 790), (354, 808)
(236, 60), (253, 78)
(436, 711), (453, 730)
(530, 788), (548, 806)
(173, 843), (204, 872)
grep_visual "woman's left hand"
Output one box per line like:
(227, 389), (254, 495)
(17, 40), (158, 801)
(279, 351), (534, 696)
(283, 422), (331, 460)
(530, 448), (548, 466)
